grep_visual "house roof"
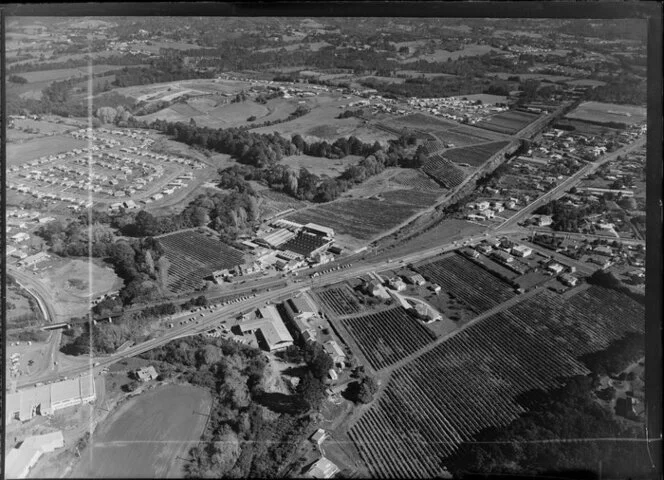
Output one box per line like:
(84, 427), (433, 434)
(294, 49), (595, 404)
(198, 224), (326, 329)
(308, 457), (340, 479)
(291, 294), (317, 315)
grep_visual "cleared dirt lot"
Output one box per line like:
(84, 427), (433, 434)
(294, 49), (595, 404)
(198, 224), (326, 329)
(71, 384), (212, 478)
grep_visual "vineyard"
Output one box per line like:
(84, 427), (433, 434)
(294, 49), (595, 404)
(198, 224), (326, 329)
(158, 230), (245, 294)
(341, 307), (436, 370)
(391, 169), (442, 191)
(475, 110), (539, 135)
(442, 140), (511, 167)
(315, 285), (363, 316)
(421, 154), (466, 188)
(348, 286), (645, 478)
(416, 253), (515, 314)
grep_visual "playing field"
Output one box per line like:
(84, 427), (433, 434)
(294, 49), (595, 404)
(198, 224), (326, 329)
(281, 154), (361, 178)
(71, 384), (212, 478)
(565, 101), (646, 126)
(6, 135), (87, 166)
(40, 258), (124, 319)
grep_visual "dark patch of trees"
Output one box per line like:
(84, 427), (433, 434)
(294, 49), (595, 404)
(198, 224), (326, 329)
(446, 375), (654, 479)
(580, 333), (644, 376)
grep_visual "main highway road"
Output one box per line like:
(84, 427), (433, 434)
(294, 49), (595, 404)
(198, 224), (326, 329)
(15, 229), (525, 389)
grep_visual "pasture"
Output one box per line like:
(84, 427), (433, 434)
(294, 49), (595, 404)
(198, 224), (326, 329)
(565, 101), (646, 126)
(158, 230), (245, 294)
(474, 110), (540, 135)
(6, 135), (87, 166)
(72, 384), (212, 478)
(348, 286), (645, 478)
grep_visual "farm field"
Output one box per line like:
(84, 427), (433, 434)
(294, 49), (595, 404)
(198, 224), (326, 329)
(382, 112), (508, 147)
(71, 384), (212, 478)
(256, 189), (308, 222)
(565, 101), (646, 126)
(390, 169), (444, 191)
(416, 253), (515, 314)
(442, 140), (511, 167)
(340, 307), (436, 370)
(489, 72), (572, 82)
(314, 284), (363, 317)
(566, 79), (607, 87)
(474, 110), (540, 135)
(285, 197), (429, 243)
(421, 154), (466, 188)
(6, 135), (87, 166)
(348, 286), (645, 478)
(158, 230), (246, 294)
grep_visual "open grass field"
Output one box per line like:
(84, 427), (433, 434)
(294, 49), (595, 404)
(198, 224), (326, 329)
(8, 118), (77, 138)
(18, 64), (122, 83)
(252, 97), (396, 144)
(158, 230), (245, 294)
(474, 110), (540, 135)
(281, 154), (361, 178)
(566, 79), (607, 87)
(348, 286), (645, 478)
(341, 307), (437, 370)
(565, 101), (646, 126)
(6, 135), (87, 166)
(443, 140), (511, 167)
(71, 384), (212, 478)
(416, 253), (515, 314)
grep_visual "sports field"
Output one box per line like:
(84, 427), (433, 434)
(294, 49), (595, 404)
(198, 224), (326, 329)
(565, 101), (646, 126)
(71, 384), (212, 478)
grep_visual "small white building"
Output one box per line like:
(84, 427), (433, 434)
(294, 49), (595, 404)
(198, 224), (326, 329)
(547, 263), (564, 275)
(511, 245), (533, 258)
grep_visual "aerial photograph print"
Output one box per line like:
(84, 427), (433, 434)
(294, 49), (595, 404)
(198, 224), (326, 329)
(3, 5), (661, 480)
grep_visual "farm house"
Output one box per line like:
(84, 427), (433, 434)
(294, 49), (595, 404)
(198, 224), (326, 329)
(306, 457), (340, 479)
(511, 245), (533, 257)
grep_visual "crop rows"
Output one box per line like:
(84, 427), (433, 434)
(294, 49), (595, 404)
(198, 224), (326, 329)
(421, 154), (466, 188)
(286, 198), (422, 241)
(380, 189), (441, 208)
(475, 111), (539, 135)
(391, 170), (442, 191)
(341, 307), (436, 370)
(420, 140), (445, 155)
(442, 140), (511, 167)
(315, 286), (362, 316)
(159, 230), (244, 294)
(417, 253), (515, 314)
(349, 287), (645, 478)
